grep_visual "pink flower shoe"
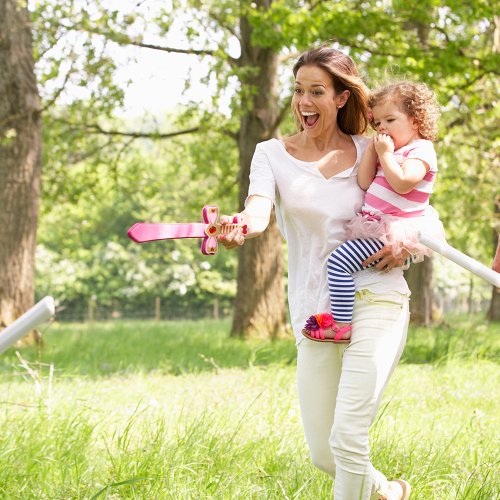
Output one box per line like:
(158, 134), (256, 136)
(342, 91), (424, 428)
(302, 313), (351, 343)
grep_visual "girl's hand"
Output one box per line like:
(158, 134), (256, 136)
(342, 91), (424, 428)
(363, 246), (410, 272)
(374, 134), (394, 156)
(219, 214), (246, 249)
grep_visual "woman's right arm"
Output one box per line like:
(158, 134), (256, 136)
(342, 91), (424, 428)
(219, 195), (273, 249)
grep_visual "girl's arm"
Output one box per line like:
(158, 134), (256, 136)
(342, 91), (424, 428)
(375, 135), (429, 194)
(357, 138), (378, 190)
(219, 195), (272, 249)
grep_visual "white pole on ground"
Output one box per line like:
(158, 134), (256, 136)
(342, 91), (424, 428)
(419, 232), (500, 288)
(0, 296), (55, 355)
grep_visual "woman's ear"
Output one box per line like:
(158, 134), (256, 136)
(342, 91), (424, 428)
(337, 89), (350, 109)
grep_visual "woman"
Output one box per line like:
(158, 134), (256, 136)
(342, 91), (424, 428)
(221, 45), (412, 500)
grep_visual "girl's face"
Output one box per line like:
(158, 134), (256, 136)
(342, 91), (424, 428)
(371, 99), (419, 149)
(292, 65), (349, 137)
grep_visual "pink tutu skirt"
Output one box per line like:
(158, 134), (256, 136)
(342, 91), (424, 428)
(346, 206), (445, 258)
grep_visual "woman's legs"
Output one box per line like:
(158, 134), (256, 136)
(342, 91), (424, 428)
(297, 340), (345, 476)
(297, 291), (410, 499)
(331, 291), (410, 499)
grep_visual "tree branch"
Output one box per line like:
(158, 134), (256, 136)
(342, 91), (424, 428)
(445, 103), (495, 129)
(123, 37), (239, 66)
(456, 71), (497, 91)
(330, 36), (407, 58)
(208, 10), (239, 41)
(76, 123), (201, 139)
(111, 136), (137, 182)
(279, 50), (301, 64)
(307, 0), (328, 10)
(118, 40), (216, 57)
(432, 25), (468, 57)
(220, 127), (238, 141)
(66, 137), (116, 165)
(41, 61), (75, 113)
(265, 94), (293, 140)
(59, 21), (217, 57)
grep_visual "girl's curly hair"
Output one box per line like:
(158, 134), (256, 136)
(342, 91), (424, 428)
(368, 81), (440, 141)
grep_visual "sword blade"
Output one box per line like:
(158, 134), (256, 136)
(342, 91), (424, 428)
(128, 223), (207, 243)
(419, 231), (500, 287)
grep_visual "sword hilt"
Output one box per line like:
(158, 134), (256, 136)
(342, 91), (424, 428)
(202, 205), (248, 255)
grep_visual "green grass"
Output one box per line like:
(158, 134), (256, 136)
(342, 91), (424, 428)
(0, 317), (498, 499)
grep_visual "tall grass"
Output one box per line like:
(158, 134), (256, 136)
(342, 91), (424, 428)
(0, 317), (498, 499)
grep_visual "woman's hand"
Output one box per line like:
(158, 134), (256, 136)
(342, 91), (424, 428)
(363, 246), (410, 272)
(219, 196), (271, 249)
(218, 214), (246, 250)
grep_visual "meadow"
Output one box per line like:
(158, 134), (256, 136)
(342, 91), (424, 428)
(0, 316), (498, 499)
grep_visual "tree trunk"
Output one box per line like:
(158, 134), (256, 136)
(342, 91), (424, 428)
(487, 278), (499, 321)
(0, 1), (42, 335)
(404, 257), (435, 326)
(231, 2), (286, 338)
(487, 219), (500, 321)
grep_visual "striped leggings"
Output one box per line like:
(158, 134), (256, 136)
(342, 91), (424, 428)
(326, 238), (384, 323)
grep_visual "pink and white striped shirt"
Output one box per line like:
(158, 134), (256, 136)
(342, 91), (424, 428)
(361, 139), (437, 219)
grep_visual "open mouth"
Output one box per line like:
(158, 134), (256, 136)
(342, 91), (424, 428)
(302, 111), (319, 127)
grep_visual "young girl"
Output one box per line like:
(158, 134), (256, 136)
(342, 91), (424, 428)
(303, 80), (443, 343)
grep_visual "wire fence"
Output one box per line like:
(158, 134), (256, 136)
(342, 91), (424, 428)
(434, 282), (493, 317)
(53, 297), (232, 323)
(48, 286), (494, 324)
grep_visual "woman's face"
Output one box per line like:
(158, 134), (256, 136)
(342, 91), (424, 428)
(292, 65), (349, 137)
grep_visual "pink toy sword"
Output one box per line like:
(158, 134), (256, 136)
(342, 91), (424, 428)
(128, 205), (247, 255)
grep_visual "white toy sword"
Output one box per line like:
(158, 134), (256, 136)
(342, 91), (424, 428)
(0, 296), (55, 355)
(419, 232), (500, 287)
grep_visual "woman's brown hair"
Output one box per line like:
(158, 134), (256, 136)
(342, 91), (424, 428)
(292, 45), (369, 135)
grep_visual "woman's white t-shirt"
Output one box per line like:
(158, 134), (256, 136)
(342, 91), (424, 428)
(246, 136), (410, 344)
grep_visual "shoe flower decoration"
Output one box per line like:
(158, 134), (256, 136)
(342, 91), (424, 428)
(304, 313), (335, 331)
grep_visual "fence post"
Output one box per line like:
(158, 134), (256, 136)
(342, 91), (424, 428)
(155, 297), (161, 321)
(88, 296), (96, 322)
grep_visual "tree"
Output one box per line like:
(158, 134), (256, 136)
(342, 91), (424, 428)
(487, 199), (500, 321)
(0, 0), (42, 333)
(404, 258), (435, 325)
(30, 0), (498, 334)
(229, 3), (287, 337)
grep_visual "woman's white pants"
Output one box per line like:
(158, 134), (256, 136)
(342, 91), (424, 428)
(297, 290), (410, 499)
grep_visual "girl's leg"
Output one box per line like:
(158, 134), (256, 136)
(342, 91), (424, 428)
(331, 291), (410, 499)
(296, 340), (346, 476)
(327, 239), (385, 323)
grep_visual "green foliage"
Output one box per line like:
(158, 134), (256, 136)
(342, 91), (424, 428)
(36, 119), (239, 312)
(30, 0), (498, 310)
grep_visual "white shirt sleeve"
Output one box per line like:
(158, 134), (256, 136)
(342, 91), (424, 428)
(246, 143), (276, 204)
